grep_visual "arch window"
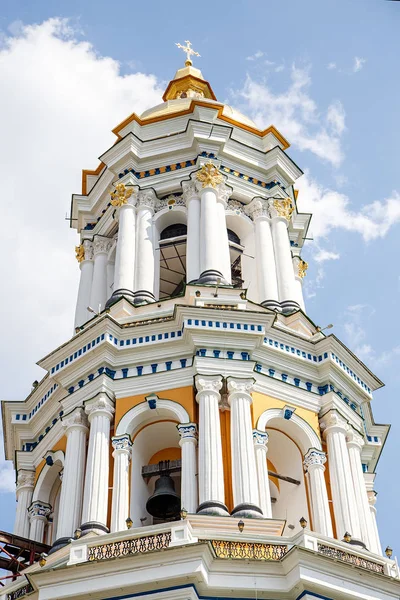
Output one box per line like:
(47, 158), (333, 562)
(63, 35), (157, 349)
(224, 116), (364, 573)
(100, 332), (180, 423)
(159, 223), (187, 299)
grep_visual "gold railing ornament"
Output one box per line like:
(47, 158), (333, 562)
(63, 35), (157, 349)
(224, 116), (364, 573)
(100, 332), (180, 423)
(209, 540), (288, 561)
(273, 197), (294, 221)
(196, 162), (224, 189)
(298, 260), (308, 279)
(110, 183), (134, 207)
(87, 532), (171, 562)
(317, 543), (384, 574)
(75, 244), (85, 263)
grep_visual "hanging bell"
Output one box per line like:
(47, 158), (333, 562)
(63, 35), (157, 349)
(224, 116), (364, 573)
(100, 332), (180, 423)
(146, 474), (181, 520)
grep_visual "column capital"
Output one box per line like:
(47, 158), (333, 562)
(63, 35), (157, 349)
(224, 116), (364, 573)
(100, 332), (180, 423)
(195, 161), (225, 190)
(346, 428), (365, 450)
(320, 410), (348, 437)
(93, 236), (112, 256)
(75, 239), (93, 263)
(84, 393), (115, 422)
(16, 470), (35, 493)
(268, 197), (294, 222)
(137, 188), (157, 211)
(177, 422), (198, 444)
(195, 374), (223, 396)
(112, 434), (132, 454)
(28, 501), (52, 520)
(110, 183), (138, 208)
(245, 197), (270, 221)
(368, 490), (377, 507)
(62, 407), (89, 435)
(303, 448), (327, 472)
(293, 255), (308, 280)
(227, 377), (255, 402)
(181, 180), (199, 204)
(253, 429), (268, 449)
(214, 183), (232, 207)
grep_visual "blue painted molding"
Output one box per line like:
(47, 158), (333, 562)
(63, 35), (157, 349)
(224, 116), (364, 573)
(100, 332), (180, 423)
(296, 591), (333, 600)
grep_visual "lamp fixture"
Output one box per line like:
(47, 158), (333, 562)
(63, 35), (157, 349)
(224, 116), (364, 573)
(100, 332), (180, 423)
(343, 532), (351, 543)
(39, 553), (47, 568)
(74, 528), (82, 539)
(385, 546), (393, 558)
(126, 517), (133, 529)
(180, 508), (188, 520)
(299, 517), (307, 529)
(237, 519), (244, 533)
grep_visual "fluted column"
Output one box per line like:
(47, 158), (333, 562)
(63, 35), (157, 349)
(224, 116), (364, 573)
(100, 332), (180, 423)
(111, 434), (132, 533)
(90, 237), (112, 313)
(55, 408), (88, 546)
(81, 394), (114, 534)
(269, 198), (299, 313)
(182, 181), (201, 283)
(195, 163), (230, 285)
(195, 375), (228, 515)
(215, 185), (232, 284)
(14, 470), (35, 538)
(321, 411), (361, 540)
(253, 430), (272, 518)
(303, 448), (333, 537)
(135, 189), (156, 305)
(28, 501), (51, 543)
(228, 378), (262, 518)
(245, 198), (280, 310)
(346, 430), (376, 549)
(368, 491), (382, 555)
(177, 423), (198, 514)
(74, 240), (94, 328)
(107, 183), (137, 306)
(292, 256), (307, 312)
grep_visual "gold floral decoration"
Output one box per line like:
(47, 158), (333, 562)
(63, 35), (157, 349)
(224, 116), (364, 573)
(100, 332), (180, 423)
(273, 197), (294, 221)
(298, 260), (308, 279)
(196, 162), (224, 189)
(110, 183), (134, 207)
(75, 244), (85, 263)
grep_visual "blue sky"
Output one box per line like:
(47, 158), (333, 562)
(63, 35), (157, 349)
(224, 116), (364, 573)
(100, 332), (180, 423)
(0, 0), (399, 552)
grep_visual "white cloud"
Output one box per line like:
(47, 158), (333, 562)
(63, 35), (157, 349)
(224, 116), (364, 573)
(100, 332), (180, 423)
(314, 249), (340, 262)
(237, 65), (346, 166)
(246, 50), (264, 61)
(275, 64), (285, 73)
(327, 62), (337, 70)
(0, 19), (162, 396)
(354, 56), (366, 72)
(296, 172), (400, 241)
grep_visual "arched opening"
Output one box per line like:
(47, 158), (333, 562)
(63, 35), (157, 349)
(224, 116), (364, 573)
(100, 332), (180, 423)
(225, 213), (256, 295)
(32, 451), (64, 544)
(227, 228), (243, 287)
(158, 222), (187, 299)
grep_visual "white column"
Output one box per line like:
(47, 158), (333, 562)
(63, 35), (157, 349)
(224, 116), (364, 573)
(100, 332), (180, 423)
(108, 185), (137, 304)
(107, 258), (115, 296)
(321, 411), (361, 540)
(56, 408), (88, 543)
(134, 190), (156, 305)
(182, 181), (201, 283)
(228, 378), (262, 518)
(303, 448), (333, 537)
(177, 423), (198, 514)
(253, 430), (272, 518)
(292, 256), (306, 312)
(14, 470), (35, 538)
(111, 434), (132, 533)
(195, 375), (228, 515)
(216, 186), (232, 284)
(81, 394), (114, 533)
(245, 199), (280, 310)
(368, 491), (382, 555)
(28, 501), (51, 543)
(346, 430), (376, 549)
(269, 198), (299, 313)
(89, 237), (111, 313)
(74, 240), (94, 328)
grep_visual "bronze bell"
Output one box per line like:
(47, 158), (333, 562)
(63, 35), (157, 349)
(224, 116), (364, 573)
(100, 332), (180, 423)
(146, 474), (181, 520)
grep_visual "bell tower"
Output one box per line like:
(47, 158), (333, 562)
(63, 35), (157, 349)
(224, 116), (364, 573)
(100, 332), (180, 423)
(2, 45), (398, 600)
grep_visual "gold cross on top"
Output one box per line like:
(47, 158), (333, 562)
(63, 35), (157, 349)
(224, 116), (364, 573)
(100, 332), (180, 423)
(175, 40), (200, 66)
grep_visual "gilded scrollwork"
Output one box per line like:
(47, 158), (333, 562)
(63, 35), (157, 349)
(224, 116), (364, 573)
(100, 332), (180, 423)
(110, 183), (134, 207)
(195, 162), (224, 189)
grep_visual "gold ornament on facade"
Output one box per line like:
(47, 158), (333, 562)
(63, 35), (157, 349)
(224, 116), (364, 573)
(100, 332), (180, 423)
(75, 244), (85, 263)
(273, 197), (294, 221)
(196, 162), (224, 188)
(298, 260), (308, 279)
(110, 183), (134, 207)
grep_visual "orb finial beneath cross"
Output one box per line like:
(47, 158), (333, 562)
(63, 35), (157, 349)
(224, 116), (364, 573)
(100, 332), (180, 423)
(175, 40), (200, 67)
